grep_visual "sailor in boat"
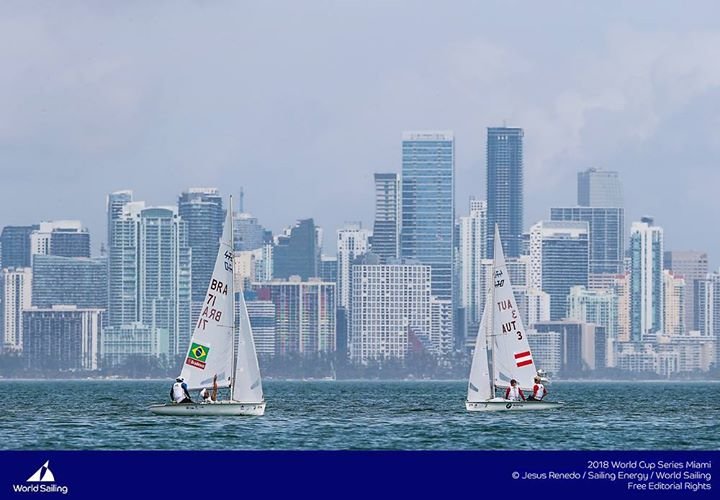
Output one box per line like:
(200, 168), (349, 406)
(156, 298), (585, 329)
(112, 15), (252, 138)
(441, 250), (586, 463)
(199, 375), (218, 404)
(504, 379), (526, 401)
(527, 376), (547, 401)
(170, 377), (193, 404)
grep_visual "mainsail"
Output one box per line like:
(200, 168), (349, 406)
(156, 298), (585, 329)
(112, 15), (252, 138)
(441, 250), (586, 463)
(490, 226), (537, 390)
(179, 204), (235, 391)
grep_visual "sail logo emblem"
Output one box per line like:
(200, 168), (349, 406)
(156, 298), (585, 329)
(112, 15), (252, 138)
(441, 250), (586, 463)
(27, 461), (54, 483)
(186, 342), (210, 369)
(11, 460), (69, 495)
(514, 350), (533, 368)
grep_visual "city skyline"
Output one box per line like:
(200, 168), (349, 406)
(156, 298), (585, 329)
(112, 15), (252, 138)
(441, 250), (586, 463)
(0, 2), (719, 268)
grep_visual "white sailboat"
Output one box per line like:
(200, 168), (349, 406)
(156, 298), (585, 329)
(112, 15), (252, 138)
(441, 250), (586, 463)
(466, 225), (563, 412)
(149, 196), (265, 416)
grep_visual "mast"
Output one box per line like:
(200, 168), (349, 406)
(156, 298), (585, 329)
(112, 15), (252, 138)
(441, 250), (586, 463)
(489, 238), (496, 398)
(229, 195), (237, 400)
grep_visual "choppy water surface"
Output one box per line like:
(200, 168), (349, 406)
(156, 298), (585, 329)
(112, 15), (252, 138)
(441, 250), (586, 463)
(1, 380), (718, 450)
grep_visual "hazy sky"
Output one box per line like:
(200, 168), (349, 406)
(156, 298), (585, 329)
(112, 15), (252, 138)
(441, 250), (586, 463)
(1, 1), (719, 266)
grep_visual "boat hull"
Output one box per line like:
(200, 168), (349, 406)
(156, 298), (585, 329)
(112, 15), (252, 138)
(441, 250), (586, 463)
(465, 398), (563, 412)
(149, 400), (266, 416)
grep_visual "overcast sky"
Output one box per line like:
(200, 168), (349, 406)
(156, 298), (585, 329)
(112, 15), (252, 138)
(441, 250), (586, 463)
(1, 1), (718, 267)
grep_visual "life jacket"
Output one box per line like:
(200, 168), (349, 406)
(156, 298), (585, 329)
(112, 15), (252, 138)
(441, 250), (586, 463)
(533, 383), (546, 399)
(506, 385), (523, 401)
(172, 382), (186, 402)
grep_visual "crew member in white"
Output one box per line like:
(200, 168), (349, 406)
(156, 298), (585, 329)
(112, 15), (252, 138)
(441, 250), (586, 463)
(171, 377), (192, 404)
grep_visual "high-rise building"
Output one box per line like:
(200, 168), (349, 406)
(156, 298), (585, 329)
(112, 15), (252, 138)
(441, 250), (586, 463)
(1, 226), (39, 269)
(350, 263), (431, 363)
(1, 267), (32, 351)
(101, 323), (165, 367)
(529, 221), (589, 320)
(107, 201), (192, 357)
(107, 190), (133, 247)
(487, 127), (523, 258)
(630, 217), (664, 341)
(273, 219), (320, 280)
(696, 272), (720, 367)
(178, 188), (224, 304)
(533, 321), (606, 375)
(589, 273), (631, 342)
(29, 221), (90, 259)
(233, 212), (269, 252)
(244, 296), (276, 357)
(664, 251), (708, 332)
(550, 207), (624, 274)
(252, 278), (335, 355)
(577, 168), (623, 207)
(31, 255), (107, 312)
(663, 270), (685, 336)
(336, 223), (371, 309)
(23, 306), (102, 371)
(458, 199), (487, 327)
(567, 286), (618, 366)
(371, 173), (400, 262)
(401, 131), (454, 303)
(320, 255), (337, 284)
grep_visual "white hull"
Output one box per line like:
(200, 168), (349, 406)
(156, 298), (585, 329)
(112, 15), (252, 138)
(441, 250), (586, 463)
(149, 400), (266, 416)
(466, 397), (564, 412)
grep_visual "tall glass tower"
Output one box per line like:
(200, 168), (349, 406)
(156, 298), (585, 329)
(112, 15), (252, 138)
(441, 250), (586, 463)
(578, 168), (623, 207)
(108, 201), (191, 356)
(400, 131), (454, 301)
(487, 127), (523, 258)
(371, 173), (400, 263)
(178, 188), (224, 305)
(630, 217), (664, 341)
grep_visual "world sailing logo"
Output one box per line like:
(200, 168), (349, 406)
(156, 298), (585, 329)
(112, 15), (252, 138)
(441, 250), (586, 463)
(27, 461), (54, 483)
(11, 461), (69, 495)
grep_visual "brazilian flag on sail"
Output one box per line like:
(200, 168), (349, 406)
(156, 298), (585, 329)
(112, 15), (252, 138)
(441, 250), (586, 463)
(185, 342), (210, 369)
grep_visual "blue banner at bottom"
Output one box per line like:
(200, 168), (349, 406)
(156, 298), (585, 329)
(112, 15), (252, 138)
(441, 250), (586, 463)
(1, 450), (715, 498)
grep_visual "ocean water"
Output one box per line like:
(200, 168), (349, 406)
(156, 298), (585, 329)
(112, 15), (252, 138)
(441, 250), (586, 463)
(1, 380), (718, 450)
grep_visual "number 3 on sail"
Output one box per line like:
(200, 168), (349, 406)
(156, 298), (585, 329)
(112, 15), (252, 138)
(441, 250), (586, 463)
(465, 225), (564, 412)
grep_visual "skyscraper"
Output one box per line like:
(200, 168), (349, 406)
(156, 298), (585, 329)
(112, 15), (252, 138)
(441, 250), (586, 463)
(31, 255), (107, 312)
(1, 267), (32, 351)
(487, 127), (523, 258)
(695, 272), (720, 366)
(371, 173), (400, 262)
(664, 250), (708, 332)
(23, 306), (102, 371)
(178, 188), (224, 304)
(251, 278), (335, 355)
(1, 226), (38, 269)
(233, 212), (268, 252)
(29, 221), (90, 259)
(273, 219), (320, 280)
(550, 207), (624, 274)
(529, 221), (589, 320)
(630, 217), (664, 341)
(663, 270), (685, 336)
(401, 131), (454, 301)
(458, 199), (487, 327)
(350, 263), (431, 363)
(107, 201), (192, 356)
(336, 223), (371, 309)
(107, 190), (133, 248)
(577, 168), (623, 207)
